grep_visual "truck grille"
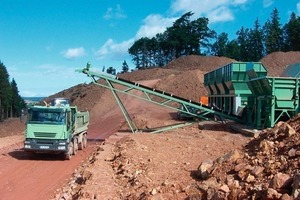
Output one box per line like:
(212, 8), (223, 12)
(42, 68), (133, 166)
(34, 132), (56, 138)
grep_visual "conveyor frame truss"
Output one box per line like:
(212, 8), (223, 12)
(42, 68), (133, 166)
(77, 63), (243, 133)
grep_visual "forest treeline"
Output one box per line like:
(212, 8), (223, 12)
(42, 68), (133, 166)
(127, 8), (300, 70)
(0, 61), (26, 122)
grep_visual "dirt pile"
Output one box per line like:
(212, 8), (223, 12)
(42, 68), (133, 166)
(164, 55), (235, 71)
(195, 116), (300, 199)
(152, 70), (208, 101)
(260, 51), (300, 76)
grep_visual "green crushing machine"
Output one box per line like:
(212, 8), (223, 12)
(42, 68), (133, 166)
(247, 74), (300, 129)
(204, 62), (267, 116)
(205, 62), (300, 129)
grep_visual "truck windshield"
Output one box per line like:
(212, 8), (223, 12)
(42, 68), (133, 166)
(28, 109), (66, 124)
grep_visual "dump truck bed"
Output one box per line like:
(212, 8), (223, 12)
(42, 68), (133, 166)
(75, 111), (89, 134)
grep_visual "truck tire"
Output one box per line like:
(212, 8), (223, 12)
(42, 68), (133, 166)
(73, 139), (78, 155)
(78, 137), (84, 150)
(83, 134), (87, 148)
(65, 142), (73, 160)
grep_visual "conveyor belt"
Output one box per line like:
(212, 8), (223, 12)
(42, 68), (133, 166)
(117, 76), (243, 117)
(77, 64), (244, 133)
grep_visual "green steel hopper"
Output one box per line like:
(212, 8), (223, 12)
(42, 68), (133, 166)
(204, 62), (267, 116)
(247, 76), (300, 129)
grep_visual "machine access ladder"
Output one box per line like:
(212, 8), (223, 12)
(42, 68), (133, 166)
(77, 63), (243, 133)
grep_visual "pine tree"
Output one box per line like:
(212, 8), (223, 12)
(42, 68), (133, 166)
(236, 27), (250, 61)
(264, 8), (283, 54)
(121, 60), (129, 73)
(10, 78), (25, 117)
(248, 18), (265, 61)
(0, 61), (12, 121)
(282, 12), (300, 51)
(106, 66), (116, 75)
(225, 40), (240, 60)
(211, 32), (229, 56)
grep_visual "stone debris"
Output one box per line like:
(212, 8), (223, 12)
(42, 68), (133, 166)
(197, 159), (214, 180)
(195, 116), (300, 199)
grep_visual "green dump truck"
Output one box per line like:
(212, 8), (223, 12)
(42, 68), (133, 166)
(23, 98), (89, 160)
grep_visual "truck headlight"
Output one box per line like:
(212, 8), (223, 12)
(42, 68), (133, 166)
(24, 145), (31, 148)
(58, 146), (66, 150)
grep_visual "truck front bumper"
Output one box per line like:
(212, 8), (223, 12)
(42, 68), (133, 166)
(23, 139), (68, 153)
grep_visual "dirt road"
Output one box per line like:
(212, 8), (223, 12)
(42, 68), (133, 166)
(0, 111), (122, 200)
(0, 131), (104, 200)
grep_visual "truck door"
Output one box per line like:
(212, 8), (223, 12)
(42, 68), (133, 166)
(66, 111), (71, 130)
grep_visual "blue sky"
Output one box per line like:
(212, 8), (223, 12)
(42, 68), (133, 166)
(1, 0), (300, 97)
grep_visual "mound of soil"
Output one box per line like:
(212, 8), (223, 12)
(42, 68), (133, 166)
(260, 51), (300, 76)
(165, 55), (235, 72)
(152, 70), (207, 102)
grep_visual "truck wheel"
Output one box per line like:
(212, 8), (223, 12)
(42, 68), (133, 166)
(73, 139), (78, 155)
(83, 134), (87, 148)
(65, 142), (73, 160)
(78, 137), (84, 150)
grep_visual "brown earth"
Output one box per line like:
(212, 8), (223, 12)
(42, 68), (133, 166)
(260, 51), (300, 76)
(0, 52), (300, 199)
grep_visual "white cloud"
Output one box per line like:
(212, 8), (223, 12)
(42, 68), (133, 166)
(115, 4), (126, 19)
(95, 38), (134, 60)
(96, 14), (176, 61)
(171, 0), (249, 23)
(263, 0), (274, 7)
(136, 14), (176, 38)
(207, 6), (234, 23)
(62, 47), (85, 59)
(103, 4), (126, 20)
(103, 8), (113, 19)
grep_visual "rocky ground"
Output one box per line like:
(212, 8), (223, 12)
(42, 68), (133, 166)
(1, 51), (300, 199)
(196, 118), (300, 199)
(53, 122), (251, 200)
